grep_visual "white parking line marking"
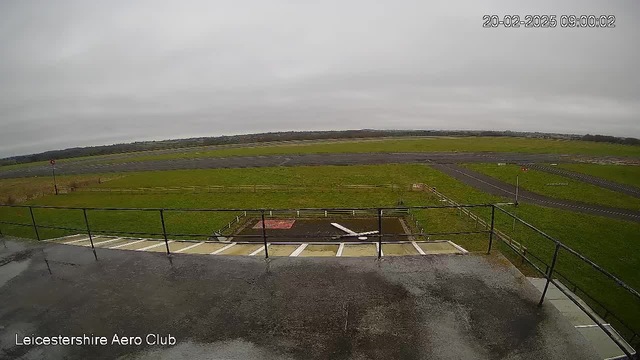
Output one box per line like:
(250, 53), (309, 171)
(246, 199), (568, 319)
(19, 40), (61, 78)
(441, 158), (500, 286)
(211, 243), (236, 255)
(447, 241), (469, 254)
(412, 241), (426, 255)
(249, 244), (270, 256)
(109, 239), (146, 249)
(290, 243), (308, 257)
(574, 324), (610, 328)
(46, 234), (83, 242)
(175, 242), (204, 253)
(336, 243), (345, 257)
(137, 241), (173, 251)
(63, 237), (90, 244)
(376, 243), (384, 257)
(93, 237), (122, 246)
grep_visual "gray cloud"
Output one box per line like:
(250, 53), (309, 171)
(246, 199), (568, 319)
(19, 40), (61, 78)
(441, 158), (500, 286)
(0, 0), (638, 157)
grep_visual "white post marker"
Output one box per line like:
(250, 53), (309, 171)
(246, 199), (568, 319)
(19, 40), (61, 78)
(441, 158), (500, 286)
(515, 175), (519, 203)
(211, 243), (236, 255)
(137, 240), (173, 251)
(175, 242), (204, 253)
(290, 243), (308, 257)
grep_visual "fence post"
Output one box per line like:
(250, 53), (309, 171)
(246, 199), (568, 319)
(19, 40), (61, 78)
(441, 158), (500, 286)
(82, 208), (97, 260)
(539, 243), (561, 306)
(28, 206), (40, 241)
(487, 205), (495, 254)
(377, 208), (382, 259)
(261, 211), (269, 259)
(159, 210), (170, 255)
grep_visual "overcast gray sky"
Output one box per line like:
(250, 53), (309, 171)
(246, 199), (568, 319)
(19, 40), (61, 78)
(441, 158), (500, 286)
(0, 0), (638, 157)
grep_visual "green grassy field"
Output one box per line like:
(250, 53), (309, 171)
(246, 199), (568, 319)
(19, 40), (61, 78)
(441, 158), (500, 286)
(0, 173), (121, 204)
(0, 164), (638, 339)
(463, 163), (640, 211)
(93, 137), (640, 164)
(557, 163), (640, 188)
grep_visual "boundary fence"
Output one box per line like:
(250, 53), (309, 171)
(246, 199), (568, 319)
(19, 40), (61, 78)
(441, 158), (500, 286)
(0, 202), (637, 358)
(422, 186), (638, 357)
(63, 184), (408, 194)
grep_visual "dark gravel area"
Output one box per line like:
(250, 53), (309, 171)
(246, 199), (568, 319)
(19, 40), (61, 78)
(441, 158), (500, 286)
(235, 217), (407, 242)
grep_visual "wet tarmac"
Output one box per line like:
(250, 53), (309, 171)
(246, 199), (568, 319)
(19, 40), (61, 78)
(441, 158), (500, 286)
(0, 238), (600, 360)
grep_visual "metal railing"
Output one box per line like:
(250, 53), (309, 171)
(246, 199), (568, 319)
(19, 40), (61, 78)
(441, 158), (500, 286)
(494, 205), (638, 359)
(0, 202), (637, 357)
(60, 183), (408, 194)
(0, 203), (495, 248)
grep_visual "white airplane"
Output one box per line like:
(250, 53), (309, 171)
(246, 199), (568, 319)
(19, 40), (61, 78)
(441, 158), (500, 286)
(331, 223), (379, 240)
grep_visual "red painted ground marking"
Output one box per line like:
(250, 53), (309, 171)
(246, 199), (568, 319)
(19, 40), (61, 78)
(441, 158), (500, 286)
(253, 219), (296, 229)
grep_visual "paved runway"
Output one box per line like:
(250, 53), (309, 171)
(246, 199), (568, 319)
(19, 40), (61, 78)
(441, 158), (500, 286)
(0, 152), (618, 179)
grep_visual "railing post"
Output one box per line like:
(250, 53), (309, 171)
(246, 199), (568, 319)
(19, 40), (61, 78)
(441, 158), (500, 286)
(160, 210), (170, 255)
(29, 206), (40, 241)
(487, 205), (495, 254)
(377, 208), (382, 259)
(83, 208), (97, 260)
(261, 211), (269, 259)
(539, 243), (561, 306)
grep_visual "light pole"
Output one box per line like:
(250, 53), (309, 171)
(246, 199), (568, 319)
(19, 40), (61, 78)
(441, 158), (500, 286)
(515, 175), (519, 205)
(50, 159), (58, 195)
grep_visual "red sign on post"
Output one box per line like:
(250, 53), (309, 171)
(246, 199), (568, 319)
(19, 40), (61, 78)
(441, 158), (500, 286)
(50, 159), (55, 165)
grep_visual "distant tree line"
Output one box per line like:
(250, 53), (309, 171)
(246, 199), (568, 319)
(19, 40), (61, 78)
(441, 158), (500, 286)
(581, 134), (640, 146)
(1, 129), (638, 166)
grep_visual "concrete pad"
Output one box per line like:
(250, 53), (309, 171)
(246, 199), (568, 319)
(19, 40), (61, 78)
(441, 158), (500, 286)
(267, 245), (298, 256)
(527, 278), (567, 300)
(577, 326), (629, 359)
(549, 299), (597, 326)
(117, 240), (158, 251)
(341, 244), (377, 257)
(181, 242), (229, 254)
(418, 242), (461, 254)
(218, 244), (263, 256)
(299, 244), (339, 257)
(383, 243), (420, 256)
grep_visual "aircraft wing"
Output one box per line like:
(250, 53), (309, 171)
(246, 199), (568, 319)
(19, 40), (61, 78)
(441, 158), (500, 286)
(331, 223), (357, 235)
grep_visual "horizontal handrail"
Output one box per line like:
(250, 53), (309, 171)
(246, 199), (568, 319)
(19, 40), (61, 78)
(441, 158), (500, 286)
(0, 203), (500, 212)
(495, 205), (640, 302)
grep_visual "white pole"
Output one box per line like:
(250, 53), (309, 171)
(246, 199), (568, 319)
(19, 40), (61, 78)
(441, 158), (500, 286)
(515, 175), (519, 204)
